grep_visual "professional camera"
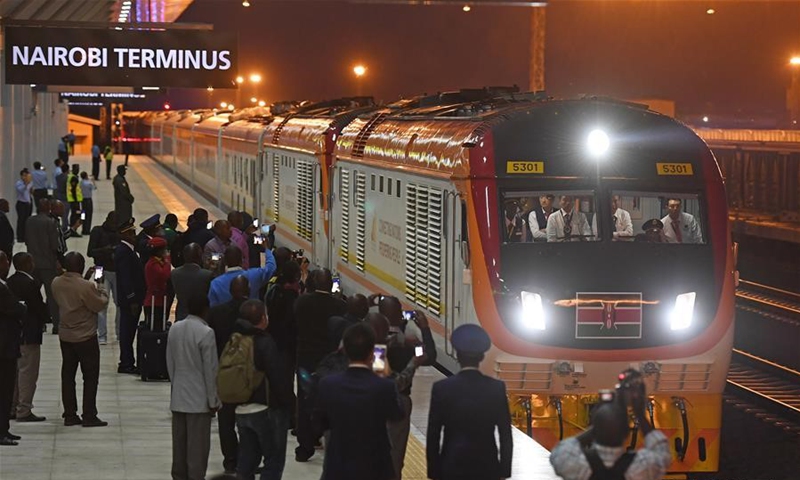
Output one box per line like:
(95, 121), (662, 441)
(596, 369), (644, 405)
(292, 249), (304, 258)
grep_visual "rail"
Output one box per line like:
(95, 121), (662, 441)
(735, 279), (800, 317)
(726, 349), (800, 429)
(695, 128), (800, 145)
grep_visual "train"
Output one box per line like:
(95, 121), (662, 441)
(128, 88), (735, 474)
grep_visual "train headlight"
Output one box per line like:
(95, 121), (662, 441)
(670, 292), (696, 330)
(521, 291), (546, 330)
(587, 129), (610, 156)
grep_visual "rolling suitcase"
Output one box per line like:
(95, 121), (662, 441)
(137, 296), (170, 382)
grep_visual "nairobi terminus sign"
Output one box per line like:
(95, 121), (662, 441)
(4, 26), (238, 88)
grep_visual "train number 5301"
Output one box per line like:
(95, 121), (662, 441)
(656, 163), (694, 175)
(506, 161), (544, 174)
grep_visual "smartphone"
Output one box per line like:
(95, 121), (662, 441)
(372, 344), (387, 372)
(260, 224), (272, 234)
(331, 277), (341, 294)
(207, 221), (213, 230)
(93, 266), (104, 281)
(80, 212), (86, 220)
(211, 253), (221, 261)
(252, 218), (259, 228)
(403, 310), (416, 322)
(415, 345), (424, 357)
(253, 235), (264, 245)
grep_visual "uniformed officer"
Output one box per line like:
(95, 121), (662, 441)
(112, 165), (134, 226)
(641, 218), (666, 243)
(426, 325), (513, 480)
(135, 214), (164, 266)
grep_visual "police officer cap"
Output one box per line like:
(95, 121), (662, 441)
(140, 214), (161, 230)
(117, 218), (136, 234)
(642, 218), (664, 232)
(451, 324), (491, 355)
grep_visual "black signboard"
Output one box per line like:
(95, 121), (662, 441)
(4, 27), (238, 88)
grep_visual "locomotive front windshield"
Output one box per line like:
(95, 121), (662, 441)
(502, 190), (706, 245)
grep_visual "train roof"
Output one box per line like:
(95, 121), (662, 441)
(335, 95), (694, 178)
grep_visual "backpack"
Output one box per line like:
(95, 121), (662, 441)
(217, 333), (266, 404)
(583, 445), (636, 480)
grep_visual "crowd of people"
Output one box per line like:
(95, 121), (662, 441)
(0, 150), (677, 480)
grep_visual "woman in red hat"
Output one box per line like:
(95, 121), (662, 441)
(144, 236), (171, 329)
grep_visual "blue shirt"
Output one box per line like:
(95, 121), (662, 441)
(92, 145), (100, 157)
(15, 180), (32, 203)
(58, 141), (67, 153)
(32, 170), (48, 190)
(208, 250), (276, 307)
(81, 179), (95, 199)
(53, 169), (63, 189)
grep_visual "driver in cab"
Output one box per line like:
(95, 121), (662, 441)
(547, 196), (592, 242)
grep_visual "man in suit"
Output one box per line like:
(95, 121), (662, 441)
(661, 198), (703, 244)
(87, 211), (119, 344)
(206, 275), (250, 474)
(25, 198), (62, 334)
(314, 322), (404, 480)
(0, 252), (27, 446)
(170, 243), (213, 321)
(166, 290), (220, 480)
(294, 268), (347, 462)
(0, 199), (15, 259)
(426, 324), (513, 480)
(51, 252), (109, 427)
(114, 219), (146, 374)
(112, 165), (134, 226)
(8, 253), (49, 422)
(528, 193), (556, 241)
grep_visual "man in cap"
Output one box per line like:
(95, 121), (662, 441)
(426, 324), (513, 480)
(112, 165), (134, 226)
(136, 214), (163, 266)
(114, 219), (145, 374)
(642, 218), (667, 243)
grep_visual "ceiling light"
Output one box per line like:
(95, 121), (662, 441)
(123, 0), (132, 5)
(706, 8), (715, 15)
(462, 5), (471, 12)
(242, 0), (251, 6)
(121, 5), (131, 10)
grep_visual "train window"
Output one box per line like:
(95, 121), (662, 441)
(396, 180), (402, 198)
(501, 190), (599, 244)
(612, 191), (705, 244)
(379, 175), (384, 193)
(387, 177), (393, 196)
(371, 174), (376, 191)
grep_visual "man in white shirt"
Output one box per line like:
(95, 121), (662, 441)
(528, 194), (556, 241)
(611, 195), (633, 240)
(661, 198), (703, 244)
(546, 196), (592, 242)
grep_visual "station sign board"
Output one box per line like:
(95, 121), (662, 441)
(4, 26), (238, 88)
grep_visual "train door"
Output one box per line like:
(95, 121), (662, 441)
(443, 193), (471, 361)
(313, 161), (330, 270)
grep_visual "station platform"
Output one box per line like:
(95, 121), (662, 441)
(0, 155), (559, 480)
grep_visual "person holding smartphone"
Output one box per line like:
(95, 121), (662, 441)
(378, 296), (438, 480)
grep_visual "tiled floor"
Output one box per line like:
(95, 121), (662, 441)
(0, 155), (558, 480)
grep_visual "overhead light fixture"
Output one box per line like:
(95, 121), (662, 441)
(242, 0), (251, 6)
(121, 5), (131, 10)
(142, 86), (160, 90)
(706, 8), (715, 15)
(463, 4), (471, 12)
(123, 0), (132, 5)
(117, 18), (126, 22)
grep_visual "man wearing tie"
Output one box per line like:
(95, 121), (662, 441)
(546, 195), (592, 242)
(610, 195), (633, 240)
(661, 198), (703, 244)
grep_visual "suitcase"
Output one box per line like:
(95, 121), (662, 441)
(137, 296), (170, 382)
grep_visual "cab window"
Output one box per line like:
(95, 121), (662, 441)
(611, 191), (705, 244)
(501, 190), (599, 244)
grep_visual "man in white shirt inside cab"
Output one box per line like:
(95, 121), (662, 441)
(547, 195), (592, 242)
(661, 198), (703, 244)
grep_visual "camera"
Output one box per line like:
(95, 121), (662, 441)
(616, 368), (644, 393)
(331, 277), (341, 294)
(211, 253), (221, 261)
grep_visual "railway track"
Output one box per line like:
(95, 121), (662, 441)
(725, 349), (800, 436)
(735, 279), (800, 319)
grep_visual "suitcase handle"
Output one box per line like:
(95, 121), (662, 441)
(150, 295), (168, 331)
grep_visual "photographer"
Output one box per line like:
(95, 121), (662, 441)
(549, 370), (672, 480)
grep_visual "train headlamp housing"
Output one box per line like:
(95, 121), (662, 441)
(587, 129), (610, 157)
(520, 291), (546, 330)
(669, 292), (696, 330)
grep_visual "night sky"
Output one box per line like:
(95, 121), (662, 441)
(168, 1), (800, 118)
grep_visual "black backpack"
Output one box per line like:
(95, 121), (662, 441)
(583, 446), (636, 480)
